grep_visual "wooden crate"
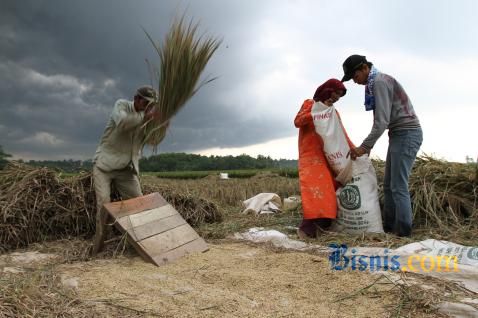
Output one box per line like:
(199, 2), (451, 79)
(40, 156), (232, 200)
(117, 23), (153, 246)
(103, 192), (208, 265)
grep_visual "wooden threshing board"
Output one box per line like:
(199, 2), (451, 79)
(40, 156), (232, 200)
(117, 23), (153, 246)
(103, 192), (208, 266)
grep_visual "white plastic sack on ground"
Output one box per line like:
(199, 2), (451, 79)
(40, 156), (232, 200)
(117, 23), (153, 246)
(394, 239), (478, 267)
(332, 239), (478, 293)
(242, 193), (282, 215)
(334, 156), (384, 234)
(233, 228), (311, 250)
(437, 302), (478, 318)
(283, 196), (301, 211)
(311, 101), (383, 234)
(394, 239), (478, 293)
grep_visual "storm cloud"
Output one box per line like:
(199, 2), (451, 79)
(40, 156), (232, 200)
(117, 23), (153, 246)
(1, 0), (477, 161)
(0, 0), (289, 160)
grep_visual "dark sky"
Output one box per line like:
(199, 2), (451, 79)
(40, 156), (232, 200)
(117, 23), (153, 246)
(1, 0), (477, 161)
(0, 0), (294, 160)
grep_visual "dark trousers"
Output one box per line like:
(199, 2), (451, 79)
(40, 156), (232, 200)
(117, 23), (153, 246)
(299, 218), (332, 237)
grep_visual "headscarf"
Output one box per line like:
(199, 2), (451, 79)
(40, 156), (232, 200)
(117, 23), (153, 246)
(313, 79), (347, 102)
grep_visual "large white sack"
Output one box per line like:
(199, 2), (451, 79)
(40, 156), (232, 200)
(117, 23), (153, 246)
(242, 193), (282, 215)
(311, 101), (383, 234)
(334, 157), (384, 234)
(311, 102), (350, 175)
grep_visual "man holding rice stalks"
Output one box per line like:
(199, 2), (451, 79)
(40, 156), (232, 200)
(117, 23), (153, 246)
(91, 16), (220, 254)
(341, 55), (423, 237)
(92, 86), (162, 254)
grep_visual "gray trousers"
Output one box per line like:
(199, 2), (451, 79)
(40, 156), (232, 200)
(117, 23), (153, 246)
(92, 164), (142, 254)
(93, 164), (142, 214)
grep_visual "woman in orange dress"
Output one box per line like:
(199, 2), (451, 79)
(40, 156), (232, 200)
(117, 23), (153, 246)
(294, 78), (354, 238)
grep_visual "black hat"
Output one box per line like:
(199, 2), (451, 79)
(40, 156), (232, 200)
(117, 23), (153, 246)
(341, 55), (368, 82)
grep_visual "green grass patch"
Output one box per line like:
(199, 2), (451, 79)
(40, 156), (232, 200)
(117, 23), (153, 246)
(145, 170), (211, 179)
(28, 168), (299, 180)
(274, 168), (299, 178)
(145, 168), (298, 179)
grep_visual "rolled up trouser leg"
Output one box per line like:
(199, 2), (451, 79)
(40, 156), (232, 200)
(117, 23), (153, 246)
(92, 165), (112, 255)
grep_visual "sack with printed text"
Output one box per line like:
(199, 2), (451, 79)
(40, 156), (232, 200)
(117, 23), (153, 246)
(311, 101), (383, 233)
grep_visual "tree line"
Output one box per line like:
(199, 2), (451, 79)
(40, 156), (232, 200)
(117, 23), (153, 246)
(140, 153), (297, 171)
(0, 146), (297, 172)
(0, 146), (12, 169)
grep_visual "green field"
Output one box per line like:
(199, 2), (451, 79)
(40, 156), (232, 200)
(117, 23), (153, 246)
(142, 168), (298, 179)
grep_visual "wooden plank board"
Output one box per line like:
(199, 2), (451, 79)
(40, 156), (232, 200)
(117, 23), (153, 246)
(106, 193), (169, 218)
(138, 223), (200, 258)
(117, 205), (178, 229)
(102, 192), (208, 266)
(152, 238), (209, 265)
(126, 214), (187, 242)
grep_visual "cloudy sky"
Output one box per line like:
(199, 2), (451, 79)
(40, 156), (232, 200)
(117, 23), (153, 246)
(1, 0), (477, 162)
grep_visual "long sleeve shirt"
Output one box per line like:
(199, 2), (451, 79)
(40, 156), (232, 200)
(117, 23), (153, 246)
(93, 99), (145, 174)
(361, 73), (421, 150)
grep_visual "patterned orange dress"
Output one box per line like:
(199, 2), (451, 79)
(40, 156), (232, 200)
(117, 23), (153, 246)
(294, 99), (354, 220)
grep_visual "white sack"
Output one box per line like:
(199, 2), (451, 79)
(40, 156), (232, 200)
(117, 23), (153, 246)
(311, 102), (350, 175)
(311, 101), (383, 233)
(334, 239), (478, 293)
(334, 157), (384, 234)
(242, 193), (282, 215)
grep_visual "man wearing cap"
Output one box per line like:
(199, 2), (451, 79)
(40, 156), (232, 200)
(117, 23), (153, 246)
(92, 86), (159, 253)
(341, 55), (423, 237)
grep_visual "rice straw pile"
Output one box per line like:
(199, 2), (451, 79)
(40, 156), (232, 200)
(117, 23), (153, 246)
(373, 155), (478, 240)
(410, 156), (477, 234)
(142, 16), (221, 147)
(143, 184), (222, 227)
(0, 162), (95, 252)
(1, 157), (476, 251)
(0, 162), (222, 252)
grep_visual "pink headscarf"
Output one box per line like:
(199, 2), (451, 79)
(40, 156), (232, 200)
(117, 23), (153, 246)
(313, 79), (346, 102)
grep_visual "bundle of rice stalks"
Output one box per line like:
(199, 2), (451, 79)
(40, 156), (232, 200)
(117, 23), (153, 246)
(143, 183), (222, 227)
(373, 155), (477, 240)
(143, 16), (221, 146)
(0, 162), (95, 252)
(409, 156), (477, 234)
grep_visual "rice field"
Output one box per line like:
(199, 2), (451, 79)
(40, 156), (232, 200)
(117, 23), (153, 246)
(143, 168), (298, 179)
(0, 158), (477, 317)
(1, 156), (477, 251)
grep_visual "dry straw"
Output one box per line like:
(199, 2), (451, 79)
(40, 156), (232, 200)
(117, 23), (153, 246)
(142, 16), (221, 147)
(0, 162), (222, 252)
(0, 266), (159, 317)
(0, 155), (476, 251)
(408, 156), (478, 242)
(143, 183), (222, 227)
(0, 162), (95, 252)
(373, 155), (478, 245)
